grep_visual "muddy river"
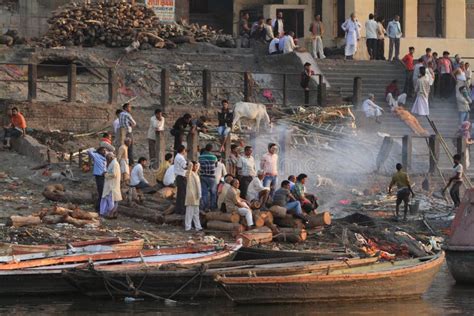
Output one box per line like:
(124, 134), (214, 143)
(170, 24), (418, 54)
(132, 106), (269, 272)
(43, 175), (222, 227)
(0, 264), (471, 315)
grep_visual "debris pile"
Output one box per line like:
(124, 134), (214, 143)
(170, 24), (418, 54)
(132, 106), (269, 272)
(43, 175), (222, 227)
(40, 2), (233, 48)
(9, 205), (100, 228)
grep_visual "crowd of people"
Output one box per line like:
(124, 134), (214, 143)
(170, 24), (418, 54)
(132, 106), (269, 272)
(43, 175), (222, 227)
(239, 11), (326, 60)
(84, 100), (320, 230)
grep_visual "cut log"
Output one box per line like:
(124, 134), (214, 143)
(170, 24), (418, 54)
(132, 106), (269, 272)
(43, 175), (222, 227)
(71, 209), (99, 220)
(269, 205), (287, 218)
(237, 227), (273, 247)
(205, 212), (240, 223)
(273, 228), (308, 243)
(52, 206), (73, 216)
(10, 215), (42, 227)
(306, 212), (332, 228)
(251, 211), (265, 228)
(157, 187), (176, 199)
(163, 204), (175, 215)
(164, 214), (184, 226)
(260, 211), (274, 226)
(43, 189), (95, 205)
(118, 204), (164, 224)
(206, 221), (245, 236)
(64, 215), (100, 227)
(42, 215), (64, 225)
(274, 214), (305, 229)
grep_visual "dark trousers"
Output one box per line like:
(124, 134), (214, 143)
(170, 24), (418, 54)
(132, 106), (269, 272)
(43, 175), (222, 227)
(450, 181), (462, 208)
(404, 70), (414, 97)
(239, 175), (253, 199)
(127, 132), (134, 165)
(175, 175), (187, 214)
(376, 39), (385, 60)
(388, 37), (400, 60)
(366, 39), (377, 60)
(433, 73), (440, 97)
(304, 90), (310, 105)
(440, 73), (454, 99)
(94, 175), (105, 212)
(174, 132), (185, 154)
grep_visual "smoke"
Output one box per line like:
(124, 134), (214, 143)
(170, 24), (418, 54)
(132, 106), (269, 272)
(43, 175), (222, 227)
(250, 122), (404, 211)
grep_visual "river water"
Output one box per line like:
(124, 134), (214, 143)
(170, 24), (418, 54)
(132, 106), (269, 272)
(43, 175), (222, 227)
(0, 264), (473, 316)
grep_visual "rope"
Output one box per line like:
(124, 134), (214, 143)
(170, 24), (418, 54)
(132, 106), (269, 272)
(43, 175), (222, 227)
(167, 264), (208, 299)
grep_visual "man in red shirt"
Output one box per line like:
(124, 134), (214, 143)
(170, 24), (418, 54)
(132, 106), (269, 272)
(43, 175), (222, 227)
(3, 107), (26, 149)
(402, 47), (415, 97)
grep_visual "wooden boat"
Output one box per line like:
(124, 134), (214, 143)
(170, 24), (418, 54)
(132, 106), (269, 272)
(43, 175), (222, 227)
(0, 238), (140, 255)
(216, 252), (445, 304)
(63, 257), (378, 299)
(445, 189), (474, 283)
(0, 243), (241, 295)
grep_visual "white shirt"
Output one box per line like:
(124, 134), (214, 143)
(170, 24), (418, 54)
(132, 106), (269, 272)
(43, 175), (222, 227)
(269, 38), (279, 54)
(163, 165), (176, 186)
(387, 20), (402, 38)
(264, 24), (274, 41)
(365, 19), (378, 39)
(174, 153), (187, 177)
(282, 35), (296, 54)
(113, 118), (120, 135)
(130, 164), (148, 186)
(246, 177), (269, 202)
(147, 115), (165, 140)
(272, 19), (284, 35)
(237, 155), (257, 177)
(214, 161), (227, 185)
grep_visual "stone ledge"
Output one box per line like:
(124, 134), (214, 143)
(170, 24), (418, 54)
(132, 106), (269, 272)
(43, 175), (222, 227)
(10, 135), (57, 164)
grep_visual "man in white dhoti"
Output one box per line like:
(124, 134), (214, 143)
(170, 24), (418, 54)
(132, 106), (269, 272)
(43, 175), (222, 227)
(362, 93), (384, 123)
(411, 67), (431, 116)
(341, 13), (361, 60)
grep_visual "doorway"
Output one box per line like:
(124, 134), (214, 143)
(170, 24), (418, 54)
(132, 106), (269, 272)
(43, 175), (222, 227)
(336, 0), (345, 38)
(279, 9), (305, 38)
(417, 0), (444, 37)
(374, 0), (404, 30)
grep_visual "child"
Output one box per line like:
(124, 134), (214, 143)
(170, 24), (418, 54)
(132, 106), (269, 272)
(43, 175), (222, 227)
(185, 161), (202, 231)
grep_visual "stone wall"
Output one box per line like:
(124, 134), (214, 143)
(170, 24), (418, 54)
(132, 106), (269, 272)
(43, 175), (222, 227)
(0, 100), (115, 133)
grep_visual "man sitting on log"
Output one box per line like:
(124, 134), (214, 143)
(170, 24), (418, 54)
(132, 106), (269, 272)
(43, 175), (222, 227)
(130, 157), (151, 190)
(217, 174), (234, 212)
(291, 173), (318, 213)
(156, 153), (173, 187)
(273, 180), (308, 223)
(224, 179), (254, 228)
(246, 170), (271, 210)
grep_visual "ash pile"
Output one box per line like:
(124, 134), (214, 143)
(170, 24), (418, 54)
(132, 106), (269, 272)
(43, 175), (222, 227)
(40, 2), (234, 49)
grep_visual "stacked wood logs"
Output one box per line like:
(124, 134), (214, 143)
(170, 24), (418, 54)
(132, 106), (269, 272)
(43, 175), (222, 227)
(40, 2), (229, 48)
(9, 205), (100, 228)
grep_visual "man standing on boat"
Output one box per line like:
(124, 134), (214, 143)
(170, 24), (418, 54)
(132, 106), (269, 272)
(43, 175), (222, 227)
(388, 163), (415, 221)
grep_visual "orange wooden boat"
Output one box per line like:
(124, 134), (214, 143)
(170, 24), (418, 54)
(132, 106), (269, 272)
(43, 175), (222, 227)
(216, 252), (445, 304)
(0, 237), (125, 255)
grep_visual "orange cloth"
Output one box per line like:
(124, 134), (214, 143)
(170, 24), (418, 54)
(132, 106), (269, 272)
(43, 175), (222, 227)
(11, 113), (26, 129)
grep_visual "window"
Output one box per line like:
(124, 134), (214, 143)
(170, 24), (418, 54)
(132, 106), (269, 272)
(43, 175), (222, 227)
(467, 0), (474, 38)
(417, 0), (444, 37)
(374, 0), (404, 31)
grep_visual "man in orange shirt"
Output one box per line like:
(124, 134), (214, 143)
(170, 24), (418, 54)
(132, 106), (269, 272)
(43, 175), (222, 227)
(3, 107), (26, 149)
(402, 47), (415, 97)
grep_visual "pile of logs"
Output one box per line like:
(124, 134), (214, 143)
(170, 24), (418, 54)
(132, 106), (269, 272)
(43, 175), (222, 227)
(40, 2), (228, 48)
(9, 205), (100, 228)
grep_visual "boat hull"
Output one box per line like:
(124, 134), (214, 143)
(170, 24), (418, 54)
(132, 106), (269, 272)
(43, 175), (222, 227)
(446, 249), (474, 284)
(0, 270), (77, 295)
(217, 252), (445, 304)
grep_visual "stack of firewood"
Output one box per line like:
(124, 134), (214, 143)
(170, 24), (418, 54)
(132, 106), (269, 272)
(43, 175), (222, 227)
(9, 206), (100, 228)
(40, 2), (226, 48)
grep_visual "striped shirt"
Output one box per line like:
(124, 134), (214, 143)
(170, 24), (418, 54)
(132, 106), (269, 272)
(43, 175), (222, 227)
(119, 111), (136, 133)
(199, 151), (217, 177)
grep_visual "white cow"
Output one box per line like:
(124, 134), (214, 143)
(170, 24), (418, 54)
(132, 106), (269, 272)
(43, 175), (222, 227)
(232, 102), (271, 132)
